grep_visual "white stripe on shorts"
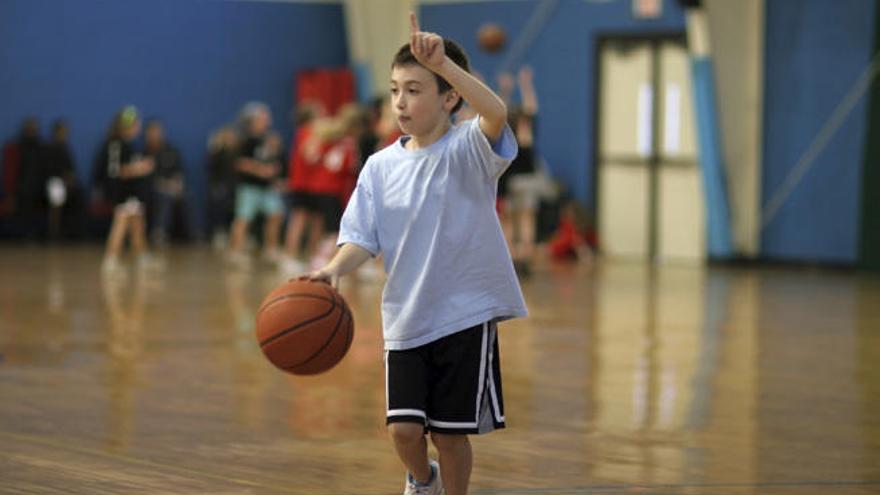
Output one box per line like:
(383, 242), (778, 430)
(386, 351), (425, 420)
(388, 409), (427, 419)
(474, 322), (489, 425)
(427, 418), (477, 429)
(487, 321), (505, 423)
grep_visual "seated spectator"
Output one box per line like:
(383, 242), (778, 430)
(43, 119), (85, 240)
(144, 119), (195, 245)
(206, 126), (239, 249)
(548, 200), (596, 262)
(1, 118), (46, 240)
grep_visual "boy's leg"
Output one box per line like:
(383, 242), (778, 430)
(430, 432), (472, 495)
(306, 213), (324, 264)
(105, 210), (129, 259)
(229, 218), (248, 252)
(386, 347), (440, 491)
(229, 186), (256, 254)
(152, 191), (172, 242)
(422, 321), (506, 494)
(260, 190), (284, 256)
(129, 212), (147, 256)
(263, 213), (282, 255)
(284, 208), (308, 258)
(389, 422), (432, 484)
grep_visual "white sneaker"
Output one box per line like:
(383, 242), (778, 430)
(261, 249), (282, 266)
(137, 253), (166, 272)
(101, 256), (126, 277)
(225, 251), (252, 270)
(403, 460), (443, 495)
(211, 231), (228, 251)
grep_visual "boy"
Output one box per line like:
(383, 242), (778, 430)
(227, 102), (285, 268)
(307, 13), (527, 495)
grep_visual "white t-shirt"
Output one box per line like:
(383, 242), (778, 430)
(337, 117), (528, 350)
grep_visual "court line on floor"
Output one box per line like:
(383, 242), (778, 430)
(0, 430), (306, 494)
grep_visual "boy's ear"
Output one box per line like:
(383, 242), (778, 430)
(444, 89), (461, 111)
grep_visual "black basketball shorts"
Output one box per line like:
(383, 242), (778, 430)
(385, 320), (505, 435)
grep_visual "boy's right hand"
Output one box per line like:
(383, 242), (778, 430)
(297, 268), (339, 288)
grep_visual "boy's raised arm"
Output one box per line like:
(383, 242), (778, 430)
(408, 12), (508, 142)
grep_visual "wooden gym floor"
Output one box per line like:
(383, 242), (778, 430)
(1, 245), (879, 494)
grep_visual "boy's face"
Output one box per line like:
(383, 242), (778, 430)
(251, 110), (271, 136)
(390, 64), (458, 137)
(145, 124), (164, 147)
(123, 120), (142, 141)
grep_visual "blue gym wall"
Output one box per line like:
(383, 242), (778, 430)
(0, 0), (348, 231)
(761, 0), (875, 263)
(420, 0), (686, 210)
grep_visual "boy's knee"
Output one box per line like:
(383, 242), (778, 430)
(388, 422), (425, 445)
(429, 431), (468, 450)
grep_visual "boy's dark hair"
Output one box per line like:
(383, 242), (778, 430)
(392, 39), (470, 114)
(144, 118), (163, 130)
(51, 119), (68, 134)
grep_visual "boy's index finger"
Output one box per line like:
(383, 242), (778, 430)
(410, 12), (420, 35)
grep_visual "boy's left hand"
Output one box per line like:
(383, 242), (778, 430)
(410, 12), (445, 72)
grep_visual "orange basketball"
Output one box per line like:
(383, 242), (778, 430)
(255, 279), (354, 375)
(477, 23), (506, 53)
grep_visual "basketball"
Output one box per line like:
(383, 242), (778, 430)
(255, 279), (354, 375)
(477, 23), (506, 53)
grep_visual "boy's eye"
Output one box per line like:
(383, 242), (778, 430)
(390, 88), (399, 95)
(408, 89), (419, 95)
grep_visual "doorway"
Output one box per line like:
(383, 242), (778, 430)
(595, 36), (705, 262)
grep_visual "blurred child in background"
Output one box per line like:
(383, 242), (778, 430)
(302, 103), (362, 271)
(43, 119), (84, 240)
(548, 199), (596, 263)
(282, 104), (360, 274)
(226, 102), (284, 269)
(497, 67), (541, 278)
(2, 118), (45, 240)
(98, 106), (161, 274)
(206, 126), (239, 249)
(282, 101), (324, 273)
(144, 119), (192, 246)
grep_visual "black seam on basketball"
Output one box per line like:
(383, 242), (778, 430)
(285, 304), (344, 371)
(258, 299), (337, 347)
(286, 304), (349, 372)
(257, 292), (335, 314)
